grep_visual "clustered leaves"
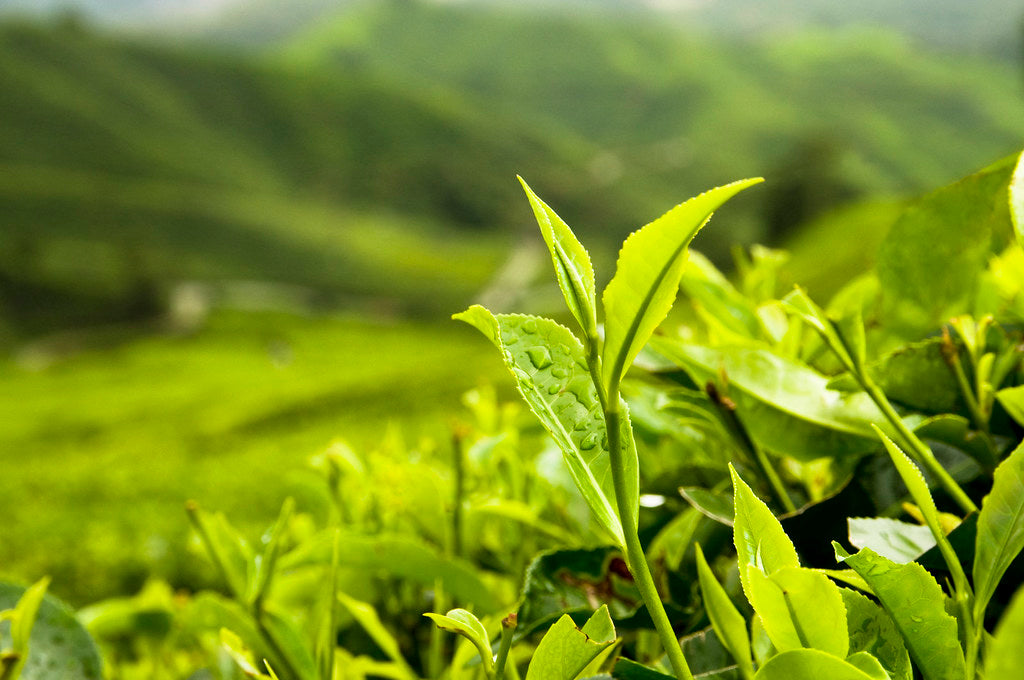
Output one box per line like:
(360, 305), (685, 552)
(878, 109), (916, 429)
(4, 151), (1024, 680)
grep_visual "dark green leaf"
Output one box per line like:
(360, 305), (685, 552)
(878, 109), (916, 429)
(655, 342), (884, 462)
(0, 582), (104, 680)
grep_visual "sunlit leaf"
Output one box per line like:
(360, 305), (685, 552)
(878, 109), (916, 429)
(602, 178), (762, 392)
(526, 606), (616, 680)
(834, 544), (965, 680)
(731, 466), (799, 597)
(424, 609), (492, 675)
(973, 440), (1024, 620)
(842, 588), (911, 680)
(985, 583), (1024, 678)
(752, 648), (878, 680)
(745, 566), (848, 657)
(695, 544), (753, 679)
(455, 305), (636, 545)
(519, 176), (598, 340)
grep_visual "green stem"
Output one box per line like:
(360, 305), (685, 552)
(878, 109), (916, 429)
(858, 378), (978, 514)
(494, 613), (517, 680)
(606, 405), (694, 680)
(427, 579), (447, 679)
(707, 383), (796, 514)
(943, 342), (998, 471)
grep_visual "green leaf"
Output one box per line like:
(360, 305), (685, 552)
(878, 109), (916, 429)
(973, 440), (1024, 620)
(656, 342), (884, 462)
(842, 588), (911, 680)
(843, 652), (890, 680)
(221, 628), (274, 678)
(248, 497), (294, 608)
(337, 592), (417, 680)
(752, 649), (879, 680)
(601, 178), (762, 391)
(278, 531), (499, 612)
(874, 429), (965, 588)
(612, 658), (675, 679)
(526, 606), (616, 680)
(745, 566), (848, 657)
(454, 306), (636, 545)
(681, 250), (766, 341)
(186, 502), (253, 601)
(731, 465), (799, 597)
(680, 487), (734, 526)
(424, 609), (493, 675)
(0, 582), (103, 680)
(834, 545), (965, 680)
(847, 517), (936, 564)
(985, 583), (1024, 679)
(782, 287), (860, 372)
(678, 627), (744, 679)
(1009, 150), (1024, 249)
(517, 547), (641, 640)
(518, 176), (598, 340)
(876, 154), (1016, 335)
(695, 544), (754, 679)
(996, 385), (1024, 427)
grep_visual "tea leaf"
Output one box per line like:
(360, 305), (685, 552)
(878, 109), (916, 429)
(601, 178), (762, 392)
(847, 517), (936, 564)
(526, 606), (616, 680)
(278, 531), (498, 612)
(425, 609), (492, 675)
(752, 648), (878, 680)
(745, 566), (848, 657)
(731, 466), (799, 597)
(455, 305), (636, 545)
(656, 342), (884, 462)
(973, 440), (1024, 619)
(518, 176), (598, 341)
(681, 251), (766, 341)
(985, 584), (1024, 679)
(695, 544), (754, 679)
(842, 588), (911, 680)
(337, 592), (416, 679)
(834, 544), (965, 680)
(876, 154), (1015, 334)
(843, 652), (890, 680)
(782, 287), (861, 372)
(995, 385), (1024, 427)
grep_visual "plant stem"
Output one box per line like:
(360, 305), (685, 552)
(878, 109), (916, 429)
(494, 613), (517, 680)
(606, 405), (694, 680)
(706, 382), (796, 514)
(858, 378), (978, 514)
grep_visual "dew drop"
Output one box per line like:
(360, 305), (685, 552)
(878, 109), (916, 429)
(551, 366), (569, 379)
(527, 347), (553, 369)
(580, 433), (599, 450)
(523, 319), (538, 333)
(548, 383), (561, 395)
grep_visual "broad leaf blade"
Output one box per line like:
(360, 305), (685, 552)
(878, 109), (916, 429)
(695, 544), (754, 678)
(656, 342), (884, 462)
(985, 584), (1024, 679)
(731, 466), (799, 597)
(526, 607), (616, 680)
(973, 440), (1024, 618)
(876, 155), (1015, 335)
(842, 588), (912, 680)
(745, 566), (848, 657)
(752, 649), (877, 680)
(834, 545), (965, 680)
(519, 176), (598, 339)
(601, 178), (762, 391)
(847, 517), (935, 564)
(455, 305), (635, 544)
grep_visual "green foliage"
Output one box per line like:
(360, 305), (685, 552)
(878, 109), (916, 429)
(526, 606), (616, 680)
(0, 581), (103, 680)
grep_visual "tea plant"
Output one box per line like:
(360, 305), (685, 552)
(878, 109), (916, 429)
(455, 175), (762, 679)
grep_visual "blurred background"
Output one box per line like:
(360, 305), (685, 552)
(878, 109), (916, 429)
(1, 0), (1022, 603)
